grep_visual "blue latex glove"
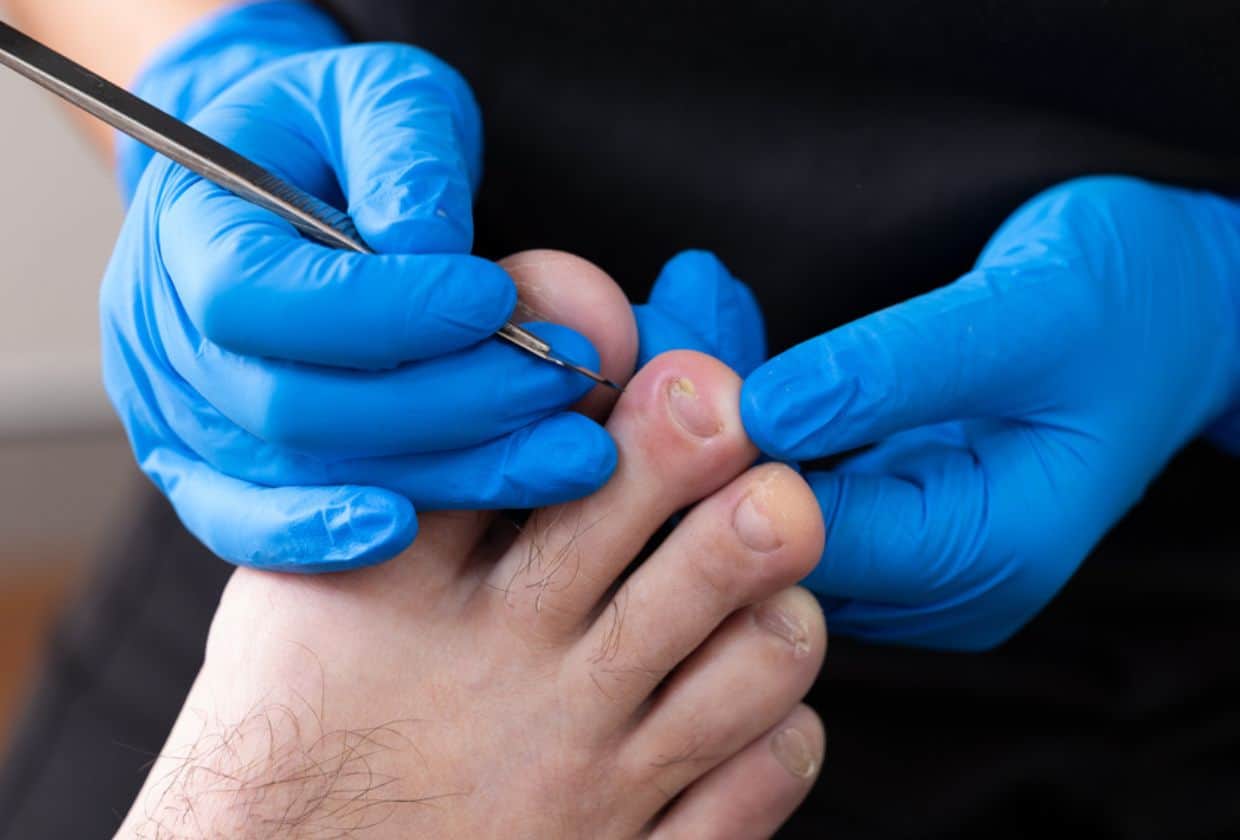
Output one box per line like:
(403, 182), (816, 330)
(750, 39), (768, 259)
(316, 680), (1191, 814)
(742, 176), (1240, 650)
(634, 250), (767, 376)
(102, 2), (614, 572)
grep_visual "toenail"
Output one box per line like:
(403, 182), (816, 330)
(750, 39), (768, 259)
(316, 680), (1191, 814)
(754, 603), (811, 657)
(771, 727), (818, 779)
(733, 493), (781, 552)
(667, 377), (722, 438)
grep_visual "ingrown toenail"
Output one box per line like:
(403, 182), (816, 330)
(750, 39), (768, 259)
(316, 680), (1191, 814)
(733, 493), (781, 552)
(771, 727), (818, 779)
(754, 603), (811, 657)
(667, 377), (722, 438)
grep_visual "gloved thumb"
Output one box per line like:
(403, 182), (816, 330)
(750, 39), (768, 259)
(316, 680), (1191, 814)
(634, 250), (767, 374)
(741, 262), (1067, 461)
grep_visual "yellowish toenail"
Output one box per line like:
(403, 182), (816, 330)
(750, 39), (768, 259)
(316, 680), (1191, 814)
(733, 493), (781, 552)
(771, 727), (818, 779)
(754, 603), (811, 657)
(667, 377), (722, 438)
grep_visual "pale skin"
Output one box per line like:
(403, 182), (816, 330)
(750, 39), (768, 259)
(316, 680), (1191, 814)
(116, 253), (828, 839)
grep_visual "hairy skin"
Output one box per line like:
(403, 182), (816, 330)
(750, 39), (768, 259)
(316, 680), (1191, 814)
(117, 253), (828, 839)
(132, 682), (439, 838)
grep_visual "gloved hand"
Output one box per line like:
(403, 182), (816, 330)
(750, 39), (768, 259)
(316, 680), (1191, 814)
(741, 176), (1240, 650)
(103, 2), (613, 572)
(634, 250), (767, 376)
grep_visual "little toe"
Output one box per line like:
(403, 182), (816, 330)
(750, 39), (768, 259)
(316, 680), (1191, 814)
(569, 463), (823, 724)
(649, 704), (825, 840)
(479, 351), (758, 636)
(621, 587), (826, 810)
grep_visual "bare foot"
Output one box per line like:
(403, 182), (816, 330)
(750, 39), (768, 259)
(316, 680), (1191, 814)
(117, 253), (827, 839)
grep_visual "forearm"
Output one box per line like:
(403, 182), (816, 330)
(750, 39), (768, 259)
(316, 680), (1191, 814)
(4, 0), (235, 156)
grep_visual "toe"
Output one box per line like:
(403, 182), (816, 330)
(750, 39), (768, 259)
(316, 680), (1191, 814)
(479, 351), (758, 637)
(569, 463), (823, 723)
(649, 704), (825, 840)
(621, 587), (826, 809)
(500, 249), (639, 417)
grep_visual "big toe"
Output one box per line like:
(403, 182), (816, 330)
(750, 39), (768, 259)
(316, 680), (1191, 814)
(501, 249), (638, 418)
(480, 350), (758, 636)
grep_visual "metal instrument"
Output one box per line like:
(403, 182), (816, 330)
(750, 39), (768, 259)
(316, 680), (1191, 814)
(0, 21), (620, 391)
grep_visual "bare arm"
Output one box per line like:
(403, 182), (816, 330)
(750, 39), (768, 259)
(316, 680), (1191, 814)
(3, 0), (234, 156)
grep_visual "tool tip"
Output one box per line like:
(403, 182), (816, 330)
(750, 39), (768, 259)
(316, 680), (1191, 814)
(548, 353), (624, 393)
(573, 363), (625, 393)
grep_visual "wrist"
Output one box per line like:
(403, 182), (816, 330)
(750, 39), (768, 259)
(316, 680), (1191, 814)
(117, 0), (349, 201)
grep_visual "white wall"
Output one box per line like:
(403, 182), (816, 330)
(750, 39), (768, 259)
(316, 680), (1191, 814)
(0, 58), (138, 570)
(0, 58), (123, 436)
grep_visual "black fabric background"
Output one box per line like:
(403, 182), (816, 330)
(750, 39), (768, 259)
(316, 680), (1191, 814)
(1, 2), (1238, 837)
(311, 4), (1240, 833)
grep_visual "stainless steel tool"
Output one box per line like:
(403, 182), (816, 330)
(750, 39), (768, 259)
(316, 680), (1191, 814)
(0, 21), (620, 391)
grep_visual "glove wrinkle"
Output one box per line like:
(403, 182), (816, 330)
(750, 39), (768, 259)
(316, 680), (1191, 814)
(101, 5), (609, 570)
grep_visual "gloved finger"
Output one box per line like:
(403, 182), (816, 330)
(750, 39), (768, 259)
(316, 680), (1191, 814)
(141, 445), (416, 573)
(327, 412), (617, 509)
(818, 595), (1005, 651)
(191, 44), (482, 252)
(635, 250), (767, 374)
(158, 173), (515, 369)
(155, 43), (495, 369)
(325, 44), (484, 253)
(495, 249), (640, 422)
(633, 305), (716, 365)
(800, 423), (1090, 651)
(160, 312), (601, 458)
(115, 1), (351, 203)
(741, 262), (1071, 461)
(818, 431), (1091, 650)
(832, 421), (972, 475)
(800, 442), (991, 606)
(155, 380), (618, 509)
(817, 525), (1062, 649)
